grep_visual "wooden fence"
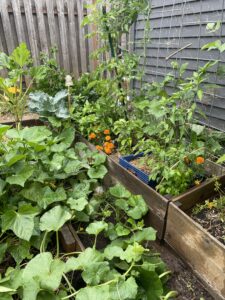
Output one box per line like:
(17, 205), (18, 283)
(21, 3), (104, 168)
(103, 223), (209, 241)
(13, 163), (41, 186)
(0, 0), (98, 78)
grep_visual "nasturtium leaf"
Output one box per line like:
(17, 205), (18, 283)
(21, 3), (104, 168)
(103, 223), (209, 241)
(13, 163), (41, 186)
(82, 262), (110, 285)
(22, 252), (65, 295)
(76, 285), (110, 300)
(129, 227), (156, 243)
(110, 277), (138, 300)
(104, 245), (124, 260)
(67, 197), (88, 211)
(40, 206), (72, 232)
(65, 248), (103, 273)
(1, 205), (39, 241)
(120, 243), (145, 263)
(6, 165), (34, 187)
(87, 165), (107, 179)
(109, 184), (131, 198)
(86, 221), (108, 236)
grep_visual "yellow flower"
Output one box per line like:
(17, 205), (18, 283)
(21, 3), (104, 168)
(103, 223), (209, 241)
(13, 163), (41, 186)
(7, 87), (21, 94)
(207, 202), (214, 209)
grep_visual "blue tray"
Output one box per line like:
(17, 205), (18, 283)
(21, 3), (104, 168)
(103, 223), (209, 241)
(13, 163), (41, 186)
(119, 153), (157, 188)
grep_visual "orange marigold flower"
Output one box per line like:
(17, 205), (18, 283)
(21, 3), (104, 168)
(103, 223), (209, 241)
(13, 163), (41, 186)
(7, 87), (21, 94)
(104, 129), (110, 135)
(196, 156), (205, 164)
(105, 135), (111, 141)
(89, 132), (96, 140)
(107, 142), (115, 149)
(104, 147), (112, 155)
(96, 145), (103, 151)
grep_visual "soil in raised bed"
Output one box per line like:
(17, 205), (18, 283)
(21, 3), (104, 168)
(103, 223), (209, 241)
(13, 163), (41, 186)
(190, 204), (225, 246)
(130, 156), (152, 174)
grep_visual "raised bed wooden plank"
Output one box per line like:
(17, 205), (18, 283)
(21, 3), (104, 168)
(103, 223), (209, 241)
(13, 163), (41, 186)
(165, 202), (225, 300)
(79, 137), (169, 240)
(60, 224), (85, 253)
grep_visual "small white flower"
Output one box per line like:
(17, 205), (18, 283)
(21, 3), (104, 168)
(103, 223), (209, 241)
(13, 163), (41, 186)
(65, 75), (73, 87)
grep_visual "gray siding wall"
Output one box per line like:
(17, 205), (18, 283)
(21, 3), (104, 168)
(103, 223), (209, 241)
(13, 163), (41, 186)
(133, 0), (225, 131)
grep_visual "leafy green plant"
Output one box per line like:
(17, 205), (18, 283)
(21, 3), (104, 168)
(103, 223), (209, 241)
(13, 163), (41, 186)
(0, 43), (44, 127)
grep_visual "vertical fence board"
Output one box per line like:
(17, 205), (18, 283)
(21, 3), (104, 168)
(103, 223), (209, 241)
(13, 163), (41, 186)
(0, 0), (15, 53)
(77, 0), (88, 73)
(66, 0), (79, 77)
(11, 0), (26, 45)
(34, 0), (49, 56)
(23, 0), (40, 65)
(56, 0), (70, 71)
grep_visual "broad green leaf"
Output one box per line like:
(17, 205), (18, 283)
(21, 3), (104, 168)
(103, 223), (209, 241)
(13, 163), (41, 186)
(21, 184), (67, 209)
(88, 165), (107, 179)
(65, 248), (103, 272)
(115, 198), (129, 211)
(120, 243), (145, 263)
(104, 245), (124, 260)
(201, 40), (221, 51)
(5, 154), (26, 167)
(115, 223), (130, 237)
(49, 154), (65, 171)
(129, 227), (156, 243)
(51, 128), (75, 152)
(67, 197), (88, 211)
(40, 206), (72, 232)
(11, 43), (31, 67)
(82, 262), (110, 285)
(0, 243), (8, 264)
(76, 285), (110, 300)
(86, 221), (108, 236)
(110, 277), (138, 300)
(22, 252), (65, 292)
(190, 124), (205, 136)
(0, 179), (6, 196)
(1, 205), (39, 241)
(138, 269), (163, 300)
(9, 240), (31, 265)
(127, 195), (148, 219)
(109, 184), (131, 198)
(92, 153), (106, 166)
(64, 160), (83, 174)
(6, 165), (34, 187)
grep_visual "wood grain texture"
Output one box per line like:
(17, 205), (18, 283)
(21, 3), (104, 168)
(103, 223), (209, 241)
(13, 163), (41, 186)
(165, 203), (225, 300)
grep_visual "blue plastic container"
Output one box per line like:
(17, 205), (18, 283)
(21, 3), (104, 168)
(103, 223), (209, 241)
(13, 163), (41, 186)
(119, 153), (157, 188)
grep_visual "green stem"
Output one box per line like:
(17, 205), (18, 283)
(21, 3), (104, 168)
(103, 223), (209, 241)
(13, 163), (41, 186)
(40, 231), (48, 253)
(56, 231), (59, 258)
(62, 273), (76, 294)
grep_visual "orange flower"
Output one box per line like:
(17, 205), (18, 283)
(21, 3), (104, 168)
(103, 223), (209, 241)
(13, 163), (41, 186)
(105, 135), (111, 141)
(104, 147), (112, 155)
(196, 156), (205, 164)
(7, 87), (21, 94)
(96, 145), (103, 151)
(107, 142), (115, 149)
(89, 132), (96, 140)
(104, 129), (110, 135)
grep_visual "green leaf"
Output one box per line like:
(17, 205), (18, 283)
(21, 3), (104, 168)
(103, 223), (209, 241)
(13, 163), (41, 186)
(51, 128), (75, 152)
(217, 154), (225, 164)
(190, 124), (205, 136)
(86, 221), (108, 236)
(138, 269), (164, 300)
(9, 240), (31, 265)
(65, 248), (103, 272)
(0, 286), (16, 293)
(21, 184), (67, 209)
(127, 195), (148, 219)
(120, 243), (145, 263)
(82, 262), (110, 285)
(92, 153), (106, 166)
(129, 227), (156, 243)
(197, 89), (203, 100)
(104, 245), (124, 260)
(67, 197), (88, 211)
(0, 243), (8, 264)
(5, 154), (26, 167)
(76, 285), (110, 300)
(22, 252), (65, 292)
(64, 160), (83, 174)
(6, 165), (34, 187)
(109, 184), (131, 198)
(110, 277), (138, 300)
(115, 223), (130, 237)
(40, 206), (72, 232)
(201, 40), (221, 51)
(11, 43), (31, 67)
(88, 165), (107, 179)
(2, 205), (39, 241)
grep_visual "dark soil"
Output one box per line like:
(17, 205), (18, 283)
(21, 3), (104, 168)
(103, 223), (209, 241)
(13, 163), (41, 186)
(130, 156), (152, 174)
(190, 207), (225, 246)
(149, 241), (214, 300)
